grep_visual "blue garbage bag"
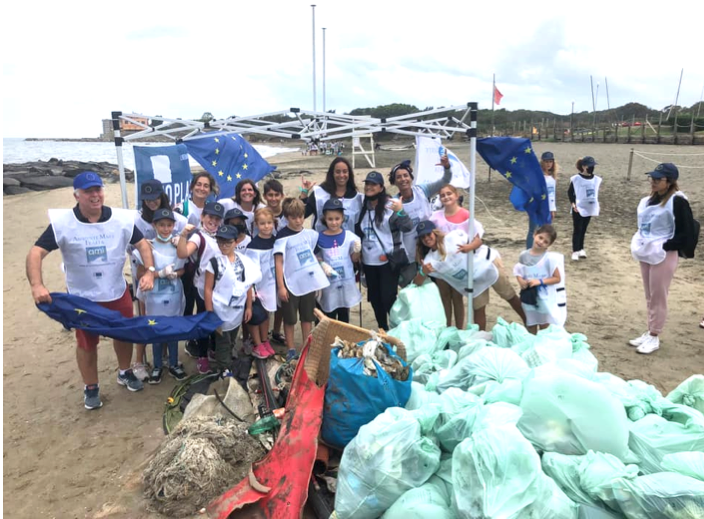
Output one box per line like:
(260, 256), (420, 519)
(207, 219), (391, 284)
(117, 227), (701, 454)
(322, 342), (413, 449)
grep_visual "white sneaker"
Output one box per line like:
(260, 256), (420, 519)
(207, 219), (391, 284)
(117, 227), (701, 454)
(578, 249), (587, 258)
(636, 335), (660, 354)
(571, 252), (580, 261)
(629, 332), (650, 347)
(131, 362), (150, 382)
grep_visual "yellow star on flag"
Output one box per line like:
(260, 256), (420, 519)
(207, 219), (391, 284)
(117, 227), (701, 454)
(218, 170), (224, 177)
(242, 163), (248, 170)
(236, 173), (242, 179)
(211, 160), (217, 167)
(244, 153), (248, 159)
(505, 171), (512, 179)
(148, 319), (157, 326)
(541, 194), (547, 200)
(75, 308), (87, 315)
(510, 157), (517, 165)
(215, 148), (220, 155)
(529, 197), (534, 203)
(227, 175), (233, 182)
(231, 136), (237, 140)
(214, 137), (220, 143)
(524, 146), (532, 154)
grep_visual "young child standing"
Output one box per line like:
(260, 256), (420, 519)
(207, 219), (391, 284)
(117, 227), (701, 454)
(224, 208), (252, 252)
(204, 225), (263, 372)
(514, 224), (566, 334)
(245, 208), (278, 358)
(568, 156), (601, 261)
(316, 199), (362, 323)
(133, 208), (188, 383)
(263, 179), (288, 234)
(274, 198), (330, 360)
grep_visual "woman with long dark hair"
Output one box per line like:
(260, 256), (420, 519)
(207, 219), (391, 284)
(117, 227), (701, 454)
(355, 171), (413, 330)
(629, 163), (696, 354)
(174, 171), (219, 226)
(219, 179), (266, 236)
(300, 156), (364, 233)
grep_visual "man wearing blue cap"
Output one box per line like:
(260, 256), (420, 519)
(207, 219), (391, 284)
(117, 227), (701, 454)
(26, 172), (157, 409)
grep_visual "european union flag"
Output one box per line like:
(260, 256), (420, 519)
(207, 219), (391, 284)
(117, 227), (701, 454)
(37, 293), (223, 344)
(476, 137), (551, 226)
(184, 133), (276, 199)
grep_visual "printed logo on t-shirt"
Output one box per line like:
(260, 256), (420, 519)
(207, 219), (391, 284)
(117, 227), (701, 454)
(452, 269), (468, 280)
(86, 245), (107, 263)
(334, 266), (345, 278)
(640, 222), (652, 236)
(343, 214), (350, 224)
(157, 278), (175, 292)
(411, 217), (421, 228)
(228, 295), (242, 308)
(297, 249), (313, 265)
(548, 186), (555, 196)
(364, 226), (377, 241)
(586, 188), (596, 199)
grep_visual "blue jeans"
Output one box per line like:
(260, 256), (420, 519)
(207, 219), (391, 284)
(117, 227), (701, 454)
(152, 341), (179, 368)
(526, 218), (539, 249)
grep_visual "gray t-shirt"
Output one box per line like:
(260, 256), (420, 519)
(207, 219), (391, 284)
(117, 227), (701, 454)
(518, 249), (546, 267)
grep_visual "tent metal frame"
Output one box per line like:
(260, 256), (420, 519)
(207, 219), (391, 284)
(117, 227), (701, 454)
(111, 103), (478, 325)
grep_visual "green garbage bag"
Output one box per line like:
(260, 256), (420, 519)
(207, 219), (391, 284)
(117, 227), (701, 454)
(387, 318), (445, 364)
(411, 350), (458, 385)
(389, 282), (447, 329)
(667, 375), (704, 415)
(467, 378), (524, 405)
(578, 504), (625, 519)
(457, 339), (490, 360)
(594, 374), (666, 422)
(542, 453), (599, 505)
(405, 382), (443, 411)
(491, 316), (532, 348)
(382, 475), (453, 519)
(452, 424), (577, 518)
(520, 326), (574, 368)
(335, 407), (441, 519)
(518, 371), (630, 460)
(608, 473), (704, 519)
(661, 452), (704, 482)
(629, 407), (704, 475)
(436, 401), (522, 454)
(436, 347), (530, 394)
(570, 332), (599, 371)
(433, 325), (481, 354)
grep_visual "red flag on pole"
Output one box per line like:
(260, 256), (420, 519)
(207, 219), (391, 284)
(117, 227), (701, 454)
(494, 85), (504, 105)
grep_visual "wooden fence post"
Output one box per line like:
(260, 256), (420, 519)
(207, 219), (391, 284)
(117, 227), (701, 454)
(627, 148), (634, 181)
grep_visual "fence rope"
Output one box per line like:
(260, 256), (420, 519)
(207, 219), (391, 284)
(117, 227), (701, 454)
(633, 149), (704, 156)
(633, 151), (704, 169)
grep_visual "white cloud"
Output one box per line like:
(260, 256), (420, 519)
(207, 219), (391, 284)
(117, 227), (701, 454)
(3, 0), (703, 137)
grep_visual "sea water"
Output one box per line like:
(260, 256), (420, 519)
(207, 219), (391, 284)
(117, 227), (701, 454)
(2, 138), (297, 172)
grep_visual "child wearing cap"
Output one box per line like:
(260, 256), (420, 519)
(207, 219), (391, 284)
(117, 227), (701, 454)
(176, 201), (225, 373)
(568, 156), (602, 261)
(204, 225), (264, 370)
(514, 224), (566, 334)
(132, 208), (188, 383)
(130, 179), (189, 381)
(224, 208), (252, 252)
(316, 198), (362, 323)
(629, 163), (696, 355)
(274, 198), (330, 359)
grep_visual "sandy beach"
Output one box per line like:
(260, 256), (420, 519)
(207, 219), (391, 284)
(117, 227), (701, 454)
(3, 141), (704, 518)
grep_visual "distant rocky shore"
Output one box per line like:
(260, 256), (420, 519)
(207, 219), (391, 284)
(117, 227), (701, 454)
(3, 159), (134, 196)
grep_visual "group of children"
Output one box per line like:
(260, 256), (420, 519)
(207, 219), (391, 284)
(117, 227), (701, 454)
(133, 178), (362, 383)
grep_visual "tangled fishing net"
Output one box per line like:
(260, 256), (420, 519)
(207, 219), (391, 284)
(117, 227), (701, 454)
(143, 416), (266, 517)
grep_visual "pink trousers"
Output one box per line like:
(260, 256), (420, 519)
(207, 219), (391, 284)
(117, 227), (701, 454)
(639, 251), (679, 335)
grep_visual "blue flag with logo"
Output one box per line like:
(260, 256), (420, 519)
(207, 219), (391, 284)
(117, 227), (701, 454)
(37, 293), (223, 344)
(134, 144), (193, 209)
(184, 133), (276, 199)
(476, 137), (551, 225)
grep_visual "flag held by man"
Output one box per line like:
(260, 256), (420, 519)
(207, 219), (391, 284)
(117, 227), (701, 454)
(476, 137), (551, 226)
(184, 133), (276, 199)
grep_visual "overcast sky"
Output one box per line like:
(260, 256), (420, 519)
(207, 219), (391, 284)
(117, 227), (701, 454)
(4, 0), (703, 138)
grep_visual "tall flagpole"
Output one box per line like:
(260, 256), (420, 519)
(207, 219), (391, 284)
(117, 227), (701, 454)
(488, 74), (495, 182)
(673, 68), (684, 138)
(311, 5), (317, 112)
(466, 103), (478, 327)
(322, 27), (327, 113)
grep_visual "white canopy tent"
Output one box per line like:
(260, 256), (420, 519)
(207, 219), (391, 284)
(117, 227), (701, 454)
(111, 103), (479, 325)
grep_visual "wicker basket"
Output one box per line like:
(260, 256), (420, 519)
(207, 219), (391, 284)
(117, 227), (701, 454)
(304, 309), (407, 387)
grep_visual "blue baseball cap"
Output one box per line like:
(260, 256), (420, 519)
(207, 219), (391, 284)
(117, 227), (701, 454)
(416, 220), (436, 237)
(73, 171), (103, 190)
(541, 151), (554, 160)
(647, 162), (679, 181)
(140, 179), (163, 201)
(582, 156), (597, 167)
(322, 198), (345, 212)
(215, 225), (239, 241)
(364, 171), (384, 186)
(203, 201), (225, 218)
(224, 208), (248, 221)
(152, 208), (176, 222)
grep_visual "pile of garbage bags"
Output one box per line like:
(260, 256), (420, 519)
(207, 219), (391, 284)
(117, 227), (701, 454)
(332, 317), (704, 519)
